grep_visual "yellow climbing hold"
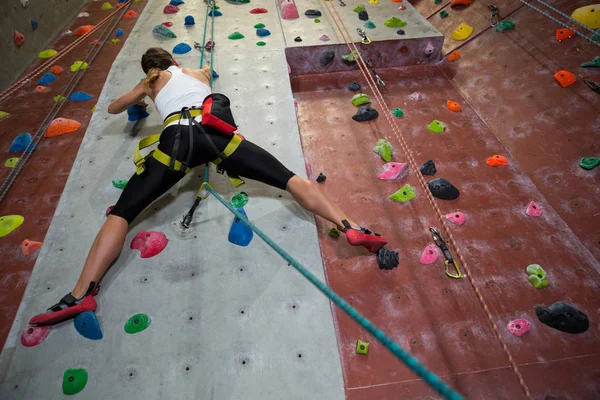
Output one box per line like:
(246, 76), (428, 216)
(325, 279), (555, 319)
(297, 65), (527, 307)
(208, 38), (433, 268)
(369, 0), (379, 4)
(112, 39), (120, 44)
(451, 23), (474, 41)
(4, 158), (19, 168)
(571, 4), (600, 29)
(101, 2), (113, 10)
(0, 215), (24, 238)
(92, 104), (97, 113)
(38, 49), (58, 59)
(70, 61), (89, 72)
(54, 95), (65, 103)
(0, 111), (9, 120)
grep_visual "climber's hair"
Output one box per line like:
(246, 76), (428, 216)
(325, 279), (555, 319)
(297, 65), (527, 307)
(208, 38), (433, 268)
(141, 47), (174, 86)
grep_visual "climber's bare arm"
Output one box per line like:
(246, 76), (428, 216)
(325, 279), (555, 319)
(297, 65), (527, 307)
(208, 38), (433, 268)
(108, 81), (149, 114)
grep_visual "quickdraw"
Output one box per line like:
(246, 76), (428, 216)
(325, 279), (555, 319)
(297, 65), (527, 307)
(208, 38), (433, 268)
(430, 227), (462, 279)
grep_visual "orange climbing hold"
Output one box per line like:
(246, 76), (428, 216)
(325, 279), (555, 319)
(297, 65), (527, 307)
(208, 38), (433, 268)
(555, 28), (575, 42)
(450, 0), (472, 6)
(73, 25), (94, 36)
(50, 65), (63, 75)
(21, 239), (43, 256)
(124, 10), (138, 19)
(554, 70), (576, 88)
(392, 0), (402, 2)
(45, 118), (82, 138)
(35, 85), (46, 93)
(448, 50), (461, 61)
(447, 100), (461, 112)
(486, 155), (508, 166)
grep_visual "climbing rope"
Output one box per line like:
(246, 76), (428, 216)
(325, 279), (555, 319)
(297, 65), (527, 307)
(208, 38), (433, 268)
(531, 0), (599, 36)
(0, 1), (133, 204)
(322, 1), (533, 398)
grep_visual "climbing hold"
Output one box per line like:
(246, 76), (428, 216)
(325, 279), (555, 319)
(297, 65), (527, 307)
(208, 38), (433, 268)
(580, 156), (600, 170)
(320, 35), (330, 41)
(124, 10), (138, 19)
(396, 29), (405, 35)
(294, 36), (302, 42)
(314, 18), (320, 23)
(127, 105), (149, 121)
(419, 244), (439, 264)
(0, 111), (9, 120)
(536, 301), (589, 334)
(31, 18), (38, 30)
(229, 208), (253, 247)
(74, 311), (103, 340)
(256, 41), (266, 46)
(101, 2), (113, 9)
(50, 65), (64, 75)
(35, 85), (46, 93)
(353, 107), (379, 122)
(231, 192), (249, 208)
(434, 0), (442, 4)
(173, 43), (192, 54)
(420, 159), (436, 176)
(228, 32), (245, 40)
(495, 20), (515, 32)
(21, 239), (43, 256)
(105, 206), (114, 217)
(45, 118), (82, 138)
(212, 70), (219, 79)
(163, 4), (179, 13)
(305, 10), (322, 18)
(427, 120), (445, 133)
(369, 0), (379, 4)
(38, 49), (58, 59)
(353, 5), (365, 12)
(450, 0), (472, 6)
(377, 162), (407, 180)
(571, 4), (600, 29)
(392, 108), (404, 117)
(448, 50), (461, 61)
(124, 314), (151, 334)
(398, 5), (406, 11)
(328, 228), (340, 237)
(364, 21), (376, 29)
(184, 16), (195, 25)
(115, 28), (124, 37)
(53, 95), (65, 103)
(410, 91), (423, 101)
(486, 154), (508, 167)
(9, 132), (34, 153)
(73, 25), (94, 36)
(556, 28), (575, 42)
(316, 173), (327, 183)
(452, 23), (473, 40)
(0, 215), (24, 238)
(525, 201), (542, 217)
(4, 158), (19, 168)
(507, 319), (531, 337)
(347, 82), (361, 92)
(389, 184), (416, 203)
(342, 50), (360, 62)
(440, 10), (449, 18)
(130, 231), (169, 258)
(358, 10), (369, 21)
(447, 100), (461, 112)
(204, 41), (215, 51)
(256, 28), (271, 37)
(427, 178), (460, 200)
(526, 264), (548, 290)
(384, 17), (407, 27)
(425, 41), (435, 55)
(112, 39), (120, 44)
(377, 248), (399, 270)
(250, 8), (268, 14)
(62, 368), (88, 395)
(356, 340), (369, 355)
(169, 0), (184, 5)
(373, 139), (393, 162)
(21, 325), (51, 347)
(14, 30), (24, 47)
(70, 61), (89, 72)
(112, 179), (128, 189)
(254, 23), (265, 29)
(581, 56), (600, 68)
(69, 92), (94, 102)
(153, 24), (177, 38)
(351, 93), (371, 106)
(583, 79), (600, 94)
(320, 51), (335, 67)
(445, 212), (466, 226)
(554, 70), (576, 88)
(161, 21), (174, 27)
(227, 0), (250, 3)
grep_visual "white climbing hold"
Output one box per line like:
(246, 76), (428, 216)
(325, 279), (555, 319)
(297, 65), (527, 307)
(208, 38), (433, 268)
(78, 12), (90, 17)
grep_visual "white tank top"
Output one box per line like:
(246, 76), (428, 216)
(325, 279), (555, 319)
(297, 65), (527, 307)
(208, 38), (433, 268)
(154, 66), (212, 122)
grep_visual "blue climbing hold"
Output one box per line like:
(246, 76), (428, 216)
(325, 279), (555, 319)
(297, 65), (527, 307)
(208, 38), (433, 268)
(208, 10), (222, 17)
(228, 207), (253, 246)
(9, 132), (35, 153)
(69, 91), (94, 102)
(74, 311), (103, 340)
(115, 28), (124, 37)
(212, 70), (219, 79)
(256, 28), (271, 37)
(173, 42), (192, 54)
(169, 0), (184, 5)
(127, 105), (150, 121)
(184, 16), (195, 25)
(31, 19), (38, 30)
(38, 72), (56, 85)
(118, 0), (127, 3)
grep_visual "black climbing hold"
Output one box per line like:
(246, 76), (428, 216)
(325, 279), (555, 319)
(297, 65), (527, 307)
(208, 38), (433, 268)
(377, 248), (399, 270)
(397, 29), (405, 35)
(420, 159), (437, 176)
(348, 82), (361, 92)
(358, 10), (369, 21)
(536, 301), (589, 334)
(352, 106), (379, 122)
(316, 173), (327, 183)
(305, 9), (322, 18)
(294, 36), (302, 42)
(320, 51), (335, 66)
(427, 178), (460, 200)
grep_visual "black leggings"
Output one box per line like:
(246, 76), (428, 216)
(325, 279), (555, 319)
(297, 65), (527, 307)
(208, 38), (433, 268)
(110, 124), (295, 223)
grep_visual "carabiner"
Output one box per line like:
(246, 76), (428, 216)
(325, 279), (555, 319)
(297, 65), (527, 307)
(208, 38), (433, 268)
(357, 28), (371, 45)
(488, 4), (499, 27)
(445, 259), (462, 279)
(430, 227), (462, 279)
(365, 58), (385, 87)
(338, 0), (347, 6)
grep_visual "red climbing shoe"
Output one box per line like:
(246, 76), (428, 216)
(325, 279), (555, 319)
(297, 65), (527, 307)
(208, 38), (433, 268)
(29, 294), (97, 326)
(342, 220), (388, 253)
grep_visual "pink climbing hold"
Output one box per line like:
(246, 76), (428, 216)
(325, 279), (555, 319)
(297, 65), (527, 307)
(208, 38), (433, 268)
(410, 92), (424, 101)
(14, 30), (25, 47)
(320, 35), (330, 41)
(105, 205), (114, 217)
(280, 0), (299, 19)
(398, 5), (406, 10)
(250, 8), (268, 14)
(21, 325), (51, 347)
(525, 201), (542, 217)
(377, 162), (408, 180)
(507, 319), (531, 337)
(425, 41), (435, 55)
(164, 5), (179, 14)
(304, 157), (312, 177)
(445, 212), (466, 226)
(419, 244), (439, 264)
(130, 231), (169, 258)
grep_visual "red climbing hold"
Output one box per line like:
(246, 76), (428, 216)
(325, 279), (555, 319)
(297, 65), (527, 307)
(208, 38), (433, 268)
(525, 201), (542, 217)
(21, 325), (51, 347)
(450, 0), (472, 7)
(420, 244), (439, 264)
(447, 100), (461, 112)
(556, 28), (575, 42)
(124, 10), (138, 19)
(73, 25), (94, 36)
(250, 8), (268, 14)
(448, 50), (461, 61)
(130, 231), (169, 258)
(162, 21), (173, 27)
(14, 30), (25, 47)
(50, 65), (63, 75)
(507, 319), (530, 337)
(554, 70), (576, 87)
(164, 5), (179, 14)
(486, 154), (508, 166)
(21, 239), (43, 256)
(445, 212), (466, 226)
(91, 39), (100, 46)
(280, 0), (299, 19)
(45, 118), (82, 137)
(377, 162), (408, 180)
(105, 205), (114, 217)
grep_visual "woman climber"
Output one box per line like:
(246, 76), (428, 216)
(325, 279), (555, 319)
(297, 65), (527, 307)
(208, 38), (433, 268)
(29, 47), (396, 326)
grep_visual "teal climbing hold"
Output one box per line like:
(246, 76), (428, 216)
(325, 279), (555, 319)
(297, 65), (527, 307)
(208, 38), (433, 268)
(256, 28), (271, 37)
(0, 215), (24, 238)
(254, 23), (265, 29)
(389, 184), (416, 203)
(152, 24), (177, 38)
(496, 20), (515, 32)
(231, 192), (249, 208)
(384, 17), (407, 27)
(62, 368), (88, 395)
(434, 0), (442, 4)
(9, 132), (35, 153)
(526, 264), (548, 290)
(581, 56), (600, 68)
(328, 228), (341, 237)
(228, 207), (253, 246)
(427, 120), (446, 133)
(228, 32), (245, 40)
(440, 10), (449, 18)
(112, 179), (128, 189)
(124, 313), (151, 334)
(351, 93), (371, 106)
(74, 311), (103, 340)
(373, 139), (393, 162)
(580, 157), (599, 170)
(364, 21), (376, 29)
(392, 108), (404, 117)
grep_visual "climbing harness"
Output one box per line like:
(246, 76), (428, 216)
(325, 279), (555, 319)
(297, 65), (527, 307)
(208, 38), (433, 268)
(488, 4), (500, 27)
(430, 227), (462, 279)
(365, 59), (385, 87)
(356, 28), (371, 45)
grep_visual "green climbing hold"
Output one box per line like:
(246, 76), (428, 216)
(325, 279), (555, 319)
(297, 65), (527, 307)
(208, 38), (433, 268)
(592, 29), (600, 41)
(227, 0), (250, 3)
(228, 32), (245, 40)
(353, 4), (366, 12)
(427, 120), (446, 133)
(581, 56), (600, 68)
(496, 20), (515, 32)
(392, 108), (404, 117)
(38, 49), (58, 59)
(351, 93), (371, 106)
(384, 17), (407, 27)
(62, 368), (88, 395)
(526, 264), (548, 290)
(580, 157), (600, 170)
(434, 0), (441, 4)
(231, 192), (249, 208)
(124, 313), (151, 334)
(0, 111), (9, 120)
(364, 21), (376, 29)
(112, 179), (128, 189)
(315, 18), (321, 23)
(328, 228), (341, 237)
(256, 41), (266, 46)
(54, 95), (65, 103)
(4, 158), (19, 168)
(152, 24), (177, 39)
(389, 184), (416, 203)
(342, 50), (360, 62)
(0, 215), (24, 238)
(440, 10), (449, 18)
(70, 61), (89, 72)
(254, 23), (265, 29)
(373, 139), (393, 162)
(356, 339), (369, 355)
